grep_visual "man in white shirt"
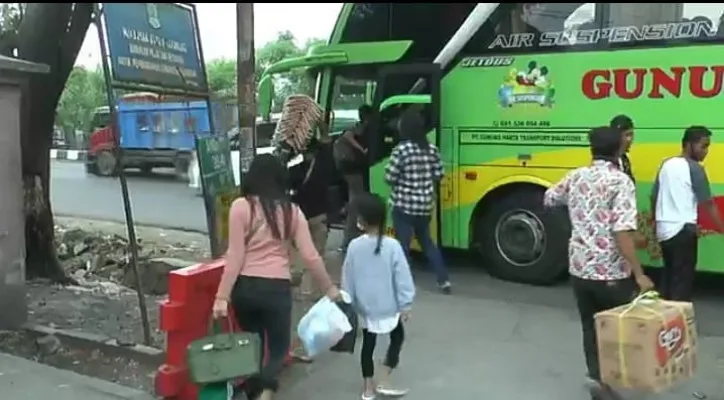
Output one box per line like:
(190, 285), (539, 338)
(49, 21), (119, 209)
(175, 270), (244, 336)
(652, 126), (724, 301)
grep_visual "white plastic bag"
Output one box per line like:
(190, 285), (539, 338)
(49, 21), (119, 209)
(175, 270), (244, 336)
(297, 291), (353, 358)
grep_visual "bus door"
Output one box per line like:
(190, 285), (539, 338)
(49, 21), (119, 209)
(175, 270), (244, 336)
(369, 63), (443, 246)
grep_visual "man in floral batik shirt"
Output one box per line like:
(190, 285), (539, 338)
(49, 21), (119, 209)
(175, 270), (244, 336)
(544, 126), (654, 400)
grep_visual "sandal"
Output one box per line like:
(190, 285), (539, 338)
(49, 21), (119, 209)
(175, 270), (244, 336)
(289, 348), (314, 363)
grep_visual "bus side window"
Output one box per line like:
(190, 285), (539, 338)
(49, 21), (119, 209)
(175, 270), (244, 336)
(461, 3), (601, 56)
(602, 4), (724, 48)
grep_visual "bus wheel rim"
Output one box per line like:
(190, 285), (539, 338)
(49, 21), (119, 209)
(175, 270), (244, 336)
(494, 209), (546, 268)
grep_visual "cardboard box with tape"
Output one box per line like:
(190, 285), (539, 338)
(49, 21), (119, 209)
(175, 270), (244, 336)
(595, 293), (697, 392)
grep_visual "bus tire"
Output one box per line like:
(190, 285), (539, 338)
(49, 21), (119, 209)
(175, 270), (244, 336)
(475, 187), (569, 285)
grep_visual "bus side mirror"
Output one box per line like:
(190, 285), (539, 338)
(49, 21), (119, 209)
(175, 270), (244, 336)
(257, 75), (274, 121)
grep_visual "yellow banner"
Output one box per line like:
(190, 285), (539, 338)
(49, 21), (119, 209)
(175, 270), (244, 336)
(214, 189), (239, 253)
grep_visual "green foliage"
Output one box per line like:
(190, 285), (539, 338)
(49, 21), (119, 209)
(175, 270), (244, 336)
(56, 66), (105, 134)
(206, 58), (236, 96)
(0, 3), (23, 56)
(264, 33), (326, 111)
(218, 30), (326, 110)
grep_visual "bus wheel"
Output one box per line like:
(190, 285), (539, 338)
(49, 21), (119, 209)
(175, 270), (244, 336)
(95, 150), (117, 177)
(475, 188), (569, 285)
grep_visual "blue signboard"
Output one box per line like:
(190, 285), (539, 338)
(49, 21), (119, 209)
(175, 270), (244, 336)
(102, 3), (208, 92)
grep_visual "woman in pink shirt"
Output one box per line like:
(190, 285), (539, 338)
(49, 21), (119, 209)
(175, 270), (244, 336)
(212, 154), (340, 400)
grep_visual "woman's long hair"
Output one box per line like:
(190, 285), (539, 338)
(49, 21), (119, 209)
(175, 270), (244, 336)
(240, 154), (292, 240)
(398, 111), (429, 149)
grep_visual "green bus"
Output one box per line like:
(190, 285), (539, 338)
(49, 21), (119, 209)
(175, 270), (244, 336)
(258, 3), (724, 285)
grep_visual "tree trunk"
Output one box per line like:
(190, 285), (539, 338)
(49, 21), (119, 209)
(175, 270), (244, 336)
(20, 69), (68, 282)
(24, 175), (68, 282)
(16, 3), (92, 282)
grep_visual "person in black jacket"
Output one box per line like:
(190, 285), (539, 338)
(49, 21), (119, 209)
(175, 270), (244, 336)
(337, 105), (373, 252)
(610, 114), (636, 183)
(288, 137), (335, 363)
(289, 137), (335, 292)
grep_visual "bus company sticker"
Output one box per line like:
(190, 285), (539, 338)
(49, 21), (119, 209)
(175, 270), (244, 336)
(656, 315), (687, 367)
(459, 56), (514, 69)
(498, 60), (555, 109)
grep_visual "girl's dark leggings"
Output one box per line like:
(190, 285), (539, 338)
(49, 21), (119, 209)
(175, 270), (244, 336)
(231, 276), (292, 395)
(360, 321), (405, 378)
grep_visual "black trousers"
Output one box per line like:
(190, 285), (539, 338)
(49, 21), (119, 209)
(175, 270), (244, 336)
(360, 321), (405, 378)
(231, 276), (292, 395)
(572, 276), (637, 381)
(659, 224), (698, 302)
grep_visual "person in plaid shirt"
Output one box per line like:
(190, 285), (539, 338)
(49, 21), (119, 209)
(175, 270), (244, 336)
(385, 112), (451, 294)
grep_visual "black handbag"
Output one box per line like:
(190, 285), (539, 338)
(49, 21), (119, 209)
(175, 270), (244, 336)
(330, 300), (358, 353)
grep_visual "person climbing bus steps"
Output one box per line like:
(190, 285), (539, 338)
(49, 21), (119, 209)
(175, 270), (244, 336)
(386, 111), (451, 294)
(335, 105), (374, 252)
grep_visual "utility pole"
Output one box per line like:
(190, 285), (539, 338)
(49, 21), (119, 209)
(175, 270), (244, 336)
(236, 3), (256, 177)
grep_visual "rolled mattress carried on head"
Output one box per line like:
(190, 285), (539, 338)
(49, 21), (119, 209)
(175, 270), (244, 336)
(271, 94), (323, 161)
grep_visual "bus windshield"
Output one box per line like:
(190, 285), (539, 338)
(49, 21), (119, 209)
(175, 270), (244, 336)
(339, 4), (477, 63)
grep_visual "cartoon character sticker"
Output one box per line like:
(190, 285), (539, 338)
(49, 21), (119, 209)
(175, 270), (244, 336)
(498, 60), (555, 108)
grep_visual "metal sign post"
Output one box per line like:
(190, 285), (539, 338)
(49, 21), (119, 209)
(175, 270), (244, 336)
(94, 2), (216, 344)
(93, 3), (151, 346)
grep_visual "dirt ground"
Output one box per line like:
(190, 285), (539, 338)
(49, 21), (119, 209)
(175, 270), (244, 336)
(30, 216), (213, 347)
(0, 216), (344, 392)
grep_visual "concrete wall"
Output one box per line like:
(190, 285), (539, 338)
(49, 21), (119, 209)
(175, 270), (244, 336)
(0, 83), (27, 329)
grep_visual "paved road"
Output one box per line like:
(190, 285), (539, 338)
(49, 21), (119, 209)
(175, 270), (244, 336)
(279, 267), (724, 399)
(51, 160), (208, 232)
(0, 352), (152, 400)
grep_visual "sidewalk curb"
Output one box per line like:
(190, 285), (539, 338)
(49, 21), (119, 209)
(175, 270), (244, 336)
(55, 213), (210, 235)
(54, 214), (343, 236)
(22, 323), (164, 366)
(51, 148), (87, 161)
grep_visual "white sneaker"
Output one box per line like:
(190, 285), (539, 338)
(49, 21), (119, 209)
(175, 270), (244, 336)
(376, 385), (409, 397)
(361, 393), (376, 400)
